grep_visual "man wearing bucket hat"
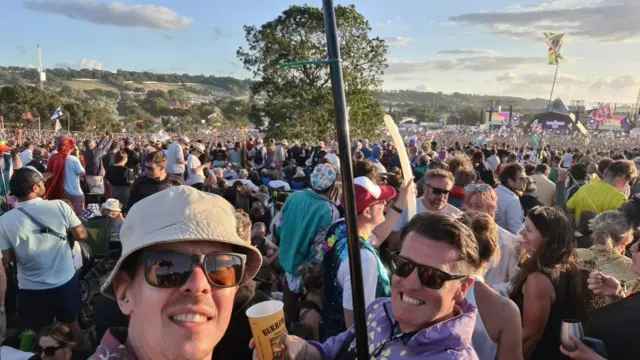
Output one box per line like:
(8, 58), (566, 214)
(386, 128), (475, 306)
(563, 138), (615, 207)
(277, 163), (340, 323)
(166, 135), (190, 179)
(88, 186), (262, 360)
(186, 142), (210, 190)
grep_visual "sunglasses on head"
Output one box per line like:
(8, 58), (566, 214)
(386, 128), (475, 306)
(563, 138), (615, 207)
(427, 184), (451, 196)
(465, 183), (492, 192)
(143, 251), (246, 289)
(390, 253), (467, 290)
(35, 344), (65, 356)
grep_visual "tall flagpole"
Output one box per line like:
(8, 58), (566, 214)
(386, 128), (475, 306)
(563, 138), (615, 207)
(546, 63), (560, 112)
(322, 1), (369, 358)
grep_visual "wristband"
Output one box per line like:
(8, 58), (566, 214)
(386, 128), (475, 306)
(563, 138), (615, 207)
(390, 203), (404, 214)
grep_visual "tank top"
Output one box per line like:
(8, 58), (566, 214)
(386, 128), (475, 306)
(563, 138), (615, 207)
(465, 279), (498, 360)
(511, 271), (569, 360)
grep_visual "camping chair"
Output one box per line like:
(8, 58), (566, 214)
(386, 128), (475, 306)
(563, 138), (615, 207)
(80, 218), (121, 298)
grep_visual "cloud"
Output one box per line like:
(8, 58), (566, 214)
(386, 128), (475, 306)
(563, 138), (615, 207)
(376, 16), (408, 30)
(448, 0), (640, 42)
(414, 84), (434, 92)
(496, 72), (518, 83)
(496, 71), (588, 86)
(437, 49), (496, 56)
(590, 75), (640, 89)
(55, 58), (103, 70)
(23, 0), (193, 30)
(386, 55), (544, 75)
(385, 37), (412, 47)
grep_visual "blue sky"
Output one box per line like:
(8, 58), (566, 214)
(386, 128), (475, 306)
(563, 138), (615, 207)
(2, 0), (640, 103)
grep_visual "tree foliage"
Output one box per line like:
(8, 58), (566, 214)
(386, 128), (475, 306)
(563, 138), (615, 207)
(237, 4), (387, 141)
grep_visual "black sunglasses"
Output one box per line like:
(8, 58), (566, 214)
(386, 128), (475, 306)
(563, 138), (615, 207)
(36, 344), (65, 356)
(390, 253), (467, 290)
(427, 184), (451, 196)
(143, 251), (246, 289)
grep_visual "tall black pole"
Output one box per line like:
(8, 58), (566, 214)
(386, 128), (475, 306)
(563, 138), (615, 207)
(322, 1), (368, 358)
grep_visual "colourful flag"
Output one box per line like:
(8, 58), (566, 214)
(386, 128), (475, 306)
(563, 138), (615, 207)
(544, 32), (565, 65)
(50, 107), (63, 120)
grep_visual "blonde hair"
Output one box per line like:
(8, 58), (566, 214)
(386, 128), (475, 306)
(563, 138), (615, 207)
(589, 211), (633, 250)
(458, 211), (501, 268)
(235, 209), (252, 244)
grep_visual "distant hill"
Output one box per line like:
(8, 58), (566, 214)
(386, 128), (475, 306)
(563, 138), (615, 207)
(0, 66), (254, 97)
(377, 90), (550, 113)
(0, 66), (550, 111)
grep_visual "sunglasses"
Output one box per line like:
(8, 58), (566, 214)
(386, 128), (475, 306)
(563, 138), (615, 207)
(390, 253), (467, 290)
(143, 251), (246, 289)
(465, 183), (491, 192)
(427, 184), (451, 196)
(36, 344), (65, 356)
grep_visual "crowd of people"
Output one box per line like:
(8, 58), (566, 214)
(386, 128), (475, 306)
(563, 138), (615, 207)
(0, 126), (638, 359)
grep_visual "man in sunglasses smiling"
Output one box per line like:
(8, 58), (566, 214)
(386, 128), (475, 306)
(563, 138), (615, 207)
(389, 169), (460, 250)
(89, 186), (262, 360)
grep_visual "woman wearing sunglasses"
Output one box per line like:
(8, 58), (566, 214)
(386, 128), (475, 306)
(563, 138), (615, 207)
(36, 324), (89, 360)
(459, 212), (523, 360)
(260, 212), (483, 359)
(509, 207), (588, 360)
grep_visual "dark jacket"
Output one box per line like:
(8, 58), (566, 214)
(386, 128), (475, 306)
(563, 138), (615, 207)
(126, 174), (183, 211)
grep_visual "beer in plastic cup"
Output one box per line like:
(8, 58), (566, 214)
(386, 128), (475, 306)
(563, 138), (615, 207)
(246, 300), (289, 360)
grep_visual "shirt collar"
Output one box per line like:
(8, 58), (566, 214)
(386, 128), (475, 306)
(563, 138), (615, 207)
(16, 197), (44, 207)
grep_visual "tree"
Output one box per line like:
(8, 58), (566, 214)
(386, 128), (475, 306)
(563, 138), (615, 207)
(237, 4), (387, 141)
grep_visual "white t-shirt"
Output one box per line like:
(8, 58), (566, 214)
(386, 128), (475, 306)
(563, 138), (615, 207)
(562, 153), (573, 168)
(19, 149), (32, 166)
(268, 180), (291, 191)
(166, 142), (185, 175)
(185, 154), (205, 185)
(393, 197), (462, 231)
(465, 279), (498, 360)
(0, 198), (80, 289)
(63, 155), (85, 196)
(337, 248), (378, 310)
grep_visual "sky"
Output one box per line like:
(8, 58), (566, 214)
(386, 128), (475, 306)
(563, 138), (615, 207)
(2, 0), (640, 103)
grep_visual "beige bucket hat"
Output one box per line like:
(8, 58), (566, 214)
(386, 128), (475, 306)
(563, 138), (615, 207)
(100, 186), (263, 299)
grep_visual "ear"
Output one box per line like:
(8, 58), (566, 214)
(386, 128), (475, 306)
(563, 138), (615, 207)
(112, 272), (136, 316)
(453, 277), (475, 303)
(362, 206), (372, 220)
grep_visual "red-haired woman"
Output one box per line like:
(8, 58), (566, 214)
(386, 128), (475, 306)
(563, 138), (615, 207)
(46, 137), (86, 214)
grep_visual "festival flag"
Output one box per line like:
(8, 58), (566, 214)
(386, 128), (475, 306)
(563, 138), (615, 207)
(544, 32), (565, 65)
(50, 107), (63, 120)
(54, 119), (62, 133)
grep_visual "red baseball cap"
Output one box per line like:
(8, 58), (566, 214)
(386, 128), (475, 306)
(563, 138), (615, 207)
(342, 176), (397, 214)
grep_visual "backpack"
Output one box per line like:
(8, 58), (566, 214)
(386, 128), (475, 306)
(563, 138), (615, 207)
(253, 147), (264, 166)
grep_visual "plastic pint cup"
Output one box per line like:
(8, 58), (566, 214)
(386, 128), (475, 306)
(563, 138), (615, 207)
(246, 300), (289, 360)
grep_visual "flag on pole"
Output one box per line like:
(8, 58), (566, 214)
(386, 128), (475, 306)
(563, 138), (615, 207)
(54, 119), (63, 133)
(50, 107), (63, 120)
(544, 32), (565, 65)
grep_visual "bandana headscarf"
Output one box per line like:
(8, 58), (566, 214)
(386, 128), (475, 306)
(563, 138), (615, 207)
(45, 137), (76, 200)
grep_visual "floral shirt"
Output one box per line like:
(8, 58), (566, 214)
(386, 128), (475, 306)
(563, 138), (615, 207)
(87, 328), (138, 360)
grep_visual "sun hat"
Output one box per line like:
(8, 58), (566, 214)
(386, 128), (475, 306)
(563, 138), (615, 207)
(179, 135), (190, 144)
(102, 198), (122, 212)
(100, 186), (263, 299)
(342, 176), (397, 214)
(191, 142), (206, 154)
(323, 153), (340, 168)
(310, 163), (337, 191)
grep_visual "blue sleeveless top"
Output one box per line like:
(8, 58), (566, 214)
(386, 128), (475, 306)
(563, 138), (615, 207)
(320, 221), (391, 340)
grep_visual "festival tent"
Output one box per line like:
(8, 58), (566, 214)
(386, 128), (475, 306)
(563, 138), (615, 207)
(525, 97), (589, 136)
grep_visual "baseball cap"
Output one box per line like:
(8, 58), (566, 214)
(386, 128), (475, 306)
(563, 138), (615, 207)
(100, 186), (263, 299)
(342, 176), (397, 214)
(310, 163), (337, 191)
(9, 167), (50, 197)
